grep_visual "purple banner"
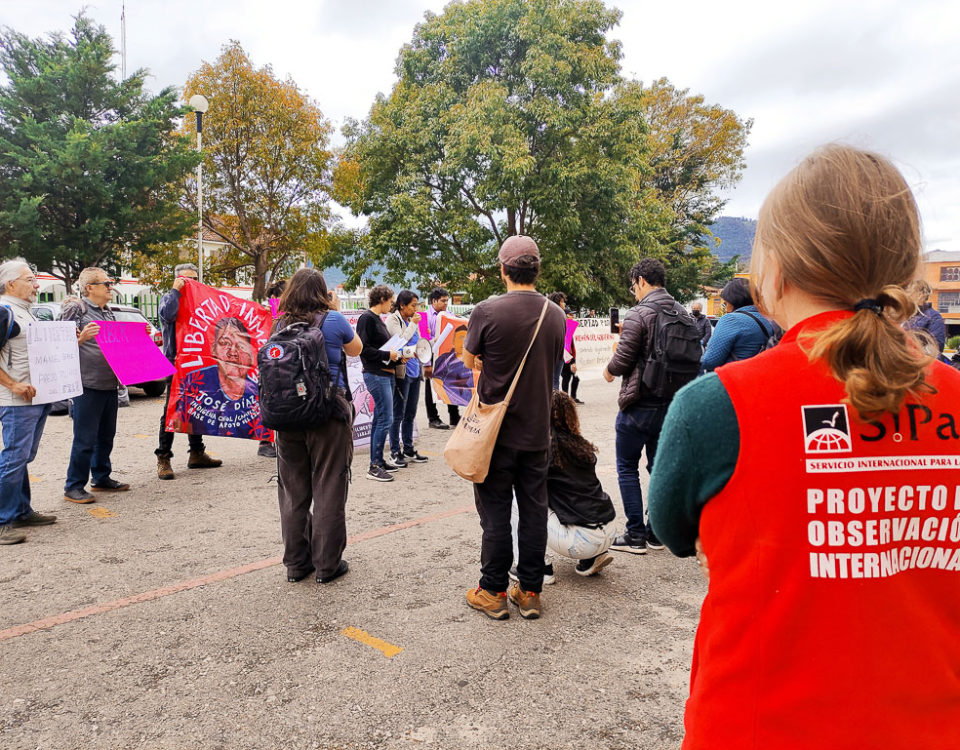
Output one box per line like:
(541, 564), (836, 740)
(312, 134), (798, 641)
(96, 321), (175, 385)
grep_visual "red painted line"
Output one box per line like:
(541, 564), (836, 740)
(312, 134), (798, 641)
(0, 504), (474, 643)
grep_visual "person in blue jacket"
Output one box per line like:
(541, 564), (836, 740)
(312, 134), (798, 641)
(701, 278), (775, 371)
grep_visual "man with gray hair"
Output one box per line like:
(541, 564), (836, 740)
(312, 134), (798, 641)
(61, 267), (131, 502)
(0, 259), (63, 542)
(155, 263), (221, 479)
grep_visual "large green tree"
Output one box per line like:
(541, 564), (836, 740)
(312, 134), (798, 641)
(171, 43), (335, 300)
(337, 0), (750, 307)
(336, 0), (660, 308)
(0, 14), (199, 291)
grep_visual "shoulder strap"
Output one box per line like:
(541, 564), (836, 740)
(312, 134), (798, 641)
(502, 299), (551, 404)
(733, 309), (771, 338)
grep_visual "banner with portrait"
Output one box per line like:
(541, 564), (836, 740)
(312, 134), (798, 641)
(164, 280), (273, 442)
(430, 312), (476, 407)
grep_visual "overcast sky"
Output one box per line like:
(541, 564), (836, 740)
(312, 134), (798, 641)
(3, 0), (958, 248)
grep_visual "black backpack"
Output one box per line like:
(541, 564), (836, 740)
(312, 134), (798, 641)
(0, 304), (20, 353)
(638, 301), (703, 400)
(257, 312), (345, 431)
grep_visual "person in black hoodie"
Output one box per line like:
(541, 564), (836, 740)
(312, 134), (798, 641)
(356, 285), (401, 482)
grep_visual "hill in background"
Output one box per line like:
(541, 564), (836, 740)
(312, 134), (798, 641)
(705, 216), (756, 265)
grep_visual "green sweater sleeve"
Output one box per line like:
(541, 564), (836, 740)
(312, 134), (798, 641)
(648, 373), (739, 557)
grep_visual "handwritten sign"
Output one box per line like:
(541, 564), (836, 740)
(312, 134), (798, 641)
(26, 321), (83, 404)
(96, 321), (175, 386)
(564, 318), (579, 355)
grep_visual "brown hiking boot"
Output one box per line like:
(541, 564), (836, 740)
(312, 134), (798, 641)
(466, 586), (509, 620)
(508, 583), (541, 619)
(157, 456), (174, 480)
(187, 451), (222, 469)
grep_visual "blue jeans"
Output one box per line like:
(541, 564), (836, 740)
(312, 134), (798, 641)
(390, 376), (421, 455)
(362, 372), (394, 467)
(0, 404), (51, 524)
(65, 387), (118, 492)
(615, 403), (668, 538)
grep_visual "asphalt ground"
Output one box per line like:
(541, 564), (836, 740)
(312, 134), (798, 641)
(0, 377), (706, 750)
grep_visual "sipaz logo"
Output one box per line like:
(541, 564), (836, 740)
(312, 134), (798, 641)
(266, 344), (284, 360)
(802, 404), (853, 453)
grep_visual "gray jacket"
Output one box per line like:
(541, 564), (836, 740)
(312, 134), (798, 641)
(606, 287), (677, 410)
(60, 297), (119, 390)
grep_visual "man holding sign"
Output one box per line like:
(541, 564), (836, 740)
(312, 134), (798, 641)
(0, 259), (61, 542)
(61, 268), (130, 503)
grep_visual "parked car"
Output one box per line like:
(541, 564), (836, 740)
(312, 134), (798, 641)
(30, 301), (167, 397)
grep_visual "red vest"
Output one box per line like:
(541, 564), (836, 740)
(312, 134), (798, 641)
(685, 311), (960, 750)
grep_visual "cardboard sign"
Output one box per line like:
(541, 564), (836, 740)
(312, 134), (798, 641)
(96, 321), (174, 386)
(26, 321), (83, 404)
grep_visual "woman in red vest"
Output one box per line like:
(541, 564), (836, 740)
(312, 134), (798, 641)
(649, 144), (960, 749)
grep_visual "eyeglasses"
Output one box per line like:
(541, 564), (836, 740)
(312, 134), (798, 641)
(15, 276), (37, 284)
(88, 281), (115, 289)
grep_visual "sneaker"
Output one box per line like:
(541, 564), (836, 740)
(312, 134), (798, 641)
(0, 524), (26, 545)
(403, 449), (429, 463)
(573, 398), (585, 404)
(576, 552), (613, 576)
(646, 531), (665, 551)
(286, 566), (314, 583)
(428, 419), (449, 430)
(64, 488), (96, 504)
(382, 455), (403, 471)
(366, 465), (394, 482)
(509, 563), (556, 585)
(11, 511), (57, 528)
(610, 533), (647, 555)
(187, 450), (223, 468)
(508, 583), (541, 619)
(388, 453), (408, 468)
(90, 478), (130, 492)
(317, 560), (349, 584)
(466, 586), (509, 620)
(257, 443), (277, 459)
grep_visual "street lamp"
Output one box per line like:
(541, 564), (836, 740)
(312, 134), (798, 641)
(188, 94), (209, 284)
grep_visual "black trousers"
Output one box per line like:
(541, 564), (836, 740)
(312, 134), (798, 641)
(276, 402), (354, 579)
(423, 375), (460, 424)
(155, 376), (205, 458)
(473, 443), (549, 594)
(561, 363), (579, 399)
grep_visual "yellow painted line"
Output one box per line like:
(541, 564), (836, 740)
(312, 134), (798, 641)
(132, 434), (150, 439)
(341, 627), (403, 658)
(87, 506), (117, 519)
(29, 475), (42, 482)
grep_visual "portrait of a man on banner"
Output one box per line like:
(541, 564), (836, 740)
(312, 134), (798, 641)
(431, 312), (475, 407)
(164, 280), (273, 441)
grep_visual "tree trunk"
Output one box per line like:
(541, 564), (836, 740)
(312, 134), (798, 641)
(252, 251), (269, 301)
(506, 207), (517, 236)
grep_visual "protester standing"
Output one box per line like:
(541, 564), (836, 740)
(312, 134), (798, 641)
(155, 263), (222, 479)
(602, 258), (683, 554)
(61, 268), (128, 503)
(357, 285), (400, 481)
(559, 312), (582, 404)
(0, 259), (59, 543)
(423, 287), (459, 429)
(273, 269), (361, 584)
(700, 278), (774, 371)
(649, 145), (960, 749)
(386, 290), (428, 466)
(462, 235), (566, 620)
(904, 278), (946, 355)
(690, 302), (712, 349)
(548, 291), (567, 390)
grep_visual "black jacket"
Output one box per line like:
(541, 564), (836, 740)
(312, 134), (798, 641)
(548, 452), (616, 527)
(356, 309), (395, 375)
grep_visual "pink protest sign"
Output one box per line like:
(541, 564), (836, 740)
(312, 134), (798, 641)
(268, 298), (280, 319)
(418, 313), (431, 340)
(564, 318), (579, 355)
(96, 321), (175, 385)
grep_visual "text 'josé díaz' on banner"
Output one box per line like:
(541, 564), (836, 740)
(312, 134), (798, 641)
(164, 280), (274, 442)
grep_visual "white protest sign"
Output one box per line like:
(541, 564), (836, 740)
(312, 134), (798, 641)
(27, 321), (83, 404)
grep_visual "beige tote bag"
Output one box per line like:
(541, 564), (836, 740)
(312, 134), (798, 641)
(443, 300), (550, 483)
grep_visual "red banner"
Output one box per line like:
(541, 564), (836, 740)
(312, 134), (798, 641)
(164, 280), (273, 441)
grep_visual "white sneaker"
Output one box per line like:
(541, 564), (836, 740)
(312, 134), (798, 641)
(509, 562), (556, 585)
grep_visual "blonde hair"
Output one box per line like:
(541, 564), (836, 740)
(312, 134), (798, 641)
(751, 144), (932, 417)
(906, 278), (932, 306)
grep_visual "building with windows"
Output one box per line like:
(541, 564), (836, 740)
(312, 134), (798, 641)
(921, 250), (960, 340)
